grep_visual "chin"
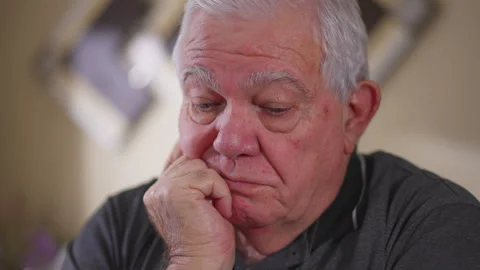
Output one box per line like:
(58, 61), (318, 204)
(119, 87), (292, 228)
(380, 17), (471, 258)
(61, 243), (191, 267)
(227, 193), (284, 229)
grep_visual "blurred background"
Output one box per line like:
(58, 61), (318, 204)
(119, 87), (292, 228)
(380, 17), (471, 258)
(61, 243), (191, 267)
(0, 0), (478, 268)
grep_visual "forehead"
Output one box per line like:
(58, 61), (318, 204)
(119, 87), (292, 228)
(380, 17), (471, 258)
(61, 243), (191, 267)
(180, 9), (322, 79)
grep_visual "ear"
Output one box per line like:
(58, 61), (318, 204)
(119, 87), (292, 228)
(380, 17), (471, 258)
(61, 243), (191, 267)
(343, 80), (381, 154)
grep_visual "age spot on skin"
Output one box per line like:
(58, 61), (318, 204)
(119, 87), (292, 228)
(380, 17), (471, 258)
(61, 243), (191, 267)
(292, 139), (301, 149)
(323, 105), (330, 117)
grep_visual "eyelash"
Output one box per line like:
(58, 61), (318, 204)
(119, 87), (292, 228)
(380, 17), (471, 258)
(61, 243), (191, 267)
(193, 102), (221, 113)
(261, 106), (291, 116)
(192, 102), (292, 116)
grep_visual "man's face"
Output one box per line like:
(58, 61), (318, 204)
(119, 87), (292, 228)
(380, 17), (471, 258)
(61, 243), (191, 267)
(178, 8), (350, 229)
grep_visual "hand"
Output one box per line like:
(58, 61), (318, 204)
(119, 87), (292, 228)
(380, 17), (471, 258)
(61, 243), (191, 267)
(144, 153), (235, 270)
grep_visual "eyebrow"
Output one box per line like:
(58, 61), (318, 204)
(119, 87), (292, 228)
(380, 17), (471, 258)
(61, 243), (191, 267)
(181, 66), (312, 98)
(181, 65), (220, 91)
(242, 71), (312, 99)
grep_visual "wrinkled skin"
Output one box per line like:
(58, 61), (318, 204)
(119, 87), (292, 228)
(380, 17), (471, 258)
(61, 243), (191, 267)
(144, 5), (380, 269)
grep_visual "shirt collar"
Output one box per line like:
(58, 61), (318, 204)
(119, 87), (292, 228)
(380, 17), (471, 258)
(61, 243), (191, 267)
(308, 152), (367, 250)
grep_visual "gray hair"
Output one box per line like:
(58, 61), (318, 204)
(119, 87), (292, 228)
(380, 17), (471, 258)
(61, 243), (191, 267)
(172, 0), (369, 100)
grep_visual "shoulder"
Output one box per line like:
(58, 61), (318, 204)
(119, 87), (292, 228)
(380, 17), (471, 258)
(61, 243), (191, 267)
(106, 179), (155, 222)
(64, 179), (164, 269)
(362, 152), (480, 269)
(362, 150), (480, 242)
(102, 179), (163, 257)
(89, 179), (156, 241)
(365, 151), (479, 209)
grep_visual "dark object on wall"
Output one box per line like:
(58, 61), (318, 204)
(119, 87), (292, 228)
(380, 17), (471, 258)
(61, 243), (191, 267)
(359, 0), (438, 84)
(36, 0), (186, 151)
(70, 0), (153, 124)
(359, 0), (388, 34)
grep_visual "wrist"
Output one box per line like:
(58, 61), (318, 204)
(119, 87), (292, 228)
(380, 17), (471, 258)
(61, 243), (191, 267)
(167, 255), (233, 270)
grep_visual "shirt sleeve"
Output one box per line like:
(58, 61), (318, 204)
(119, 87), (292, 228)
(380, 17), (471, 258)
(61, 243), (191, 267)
(61, 198), (121, 270)
(389, 203), (480, 270)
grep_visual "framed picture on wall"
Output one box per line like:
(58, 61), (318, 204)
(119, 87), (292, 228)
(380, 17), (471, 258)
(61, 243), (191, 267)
(36, 0), (186, 151)
(360, 0), (438, 84)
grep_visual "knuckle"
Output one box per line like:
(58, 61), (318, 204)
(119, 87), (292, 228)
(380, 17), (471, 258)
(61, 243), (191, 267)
(142, 191), (151, 205)
(143, 186), (156, 204)
(143, 183), (171, 206)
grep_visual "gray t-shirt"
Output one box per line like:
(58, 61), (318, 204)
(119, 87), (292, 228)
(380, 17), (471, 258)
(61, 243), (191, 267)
(62, 152), (480, 269)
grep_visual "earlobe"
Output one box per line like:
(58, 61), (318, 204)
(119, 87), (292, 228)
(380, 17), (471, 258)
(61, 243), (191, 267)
(343, 80), (381, 154)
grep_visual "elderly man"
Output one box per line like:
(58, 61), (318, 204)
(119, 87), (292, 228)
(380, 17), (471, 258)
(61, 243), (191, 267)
(62, 0), (480, 269)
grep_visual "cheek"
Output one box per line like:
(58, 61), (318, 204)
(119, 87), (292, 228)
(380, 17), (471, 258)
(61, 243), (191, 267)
(259, 135), (307, 194)
(179, 108), (218, 159)
(261, 103), (344, 194)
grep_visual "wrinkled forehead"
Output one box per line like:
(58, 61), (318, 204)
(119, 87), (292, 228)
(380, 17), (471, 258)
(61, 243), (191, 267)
(178, 7), (322, 80)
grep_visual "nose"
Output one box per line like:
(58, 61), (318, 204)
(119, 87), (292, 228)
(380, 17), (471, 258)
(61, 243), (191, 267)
(213, 104), (260, 159)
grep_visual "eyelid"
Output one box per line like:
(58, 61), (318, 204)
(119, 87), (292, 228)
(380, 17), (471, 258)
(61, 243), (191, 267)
(188, 98), (223, 125)
(259, 104), (294, 117)
(191, 98), (224, 114)
(260, 102), (293, 109)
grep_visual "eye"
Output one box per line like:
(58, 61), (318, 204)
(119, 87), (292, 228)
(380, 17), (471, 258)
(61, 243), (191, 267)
(261, 105), (292, 116)
(188, 98), (224, 125)
(193, 102), (221, 112)
(257, 103), (299, 133)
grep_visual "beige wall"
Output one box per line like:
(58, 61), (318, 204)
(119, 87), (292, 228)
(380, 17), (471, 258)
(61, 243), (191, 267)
(359, 0), (480, 196)
(0, 0), (182, 238)
(0, 0), (479, 239)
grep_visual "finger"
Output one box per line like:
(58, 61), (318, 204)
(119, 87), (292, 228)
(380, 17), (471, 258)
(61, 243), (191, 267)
(166, 158), (208, 178)
(163, 154), (189, 174)
(184, 169), (232, 219)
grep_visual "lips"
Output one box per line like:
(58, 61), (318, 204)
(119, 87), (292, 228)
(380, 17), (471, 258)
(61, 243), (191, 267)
(223, 178), (267, 197)
(216, 170), (272, 188)
(217, 171), (254, 185)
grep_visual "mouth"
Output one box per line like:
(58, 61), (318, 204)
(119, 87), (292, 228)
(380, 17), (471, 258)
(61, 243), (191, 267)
(215, 171), (272, 196)
(224, 178), (262, 187)
(224, 179), (267, 197)
(216, 171), (261, 186)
